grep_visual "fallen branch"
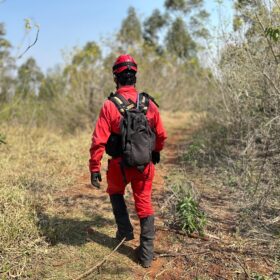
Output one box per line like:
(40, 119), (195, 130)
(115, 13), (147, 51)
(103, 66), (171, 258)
(205, 233), (220, 240)
(155, 250), (210, 258)
(74, 237), (126, 280)
(155, 258), (177, 279)
(233, 253), (250, 279)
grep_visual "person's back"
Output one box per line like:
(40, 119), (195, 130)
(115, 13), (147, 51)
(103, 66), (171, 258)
(89, 54), (167, 268)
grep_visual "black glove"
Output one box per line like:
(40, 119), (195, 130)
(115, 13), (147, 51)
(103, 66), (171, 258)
(152, 151), (160, 165)
(91, 172), (102, 189)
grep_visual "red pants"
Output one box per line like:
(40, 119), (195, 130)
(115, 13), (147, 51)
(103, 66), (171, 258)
(106, 158), (155, 219)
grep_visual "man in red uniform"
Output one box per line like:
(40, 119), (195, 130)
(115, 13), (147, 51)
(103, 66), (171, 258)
(89, 54), (167, 268)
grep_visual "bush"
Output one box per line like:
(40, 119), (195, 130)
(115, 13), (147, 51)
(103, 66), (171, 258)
(188, 2), (280, 225)
(162, 180), (207, 236)
(176, 193), (206, 236)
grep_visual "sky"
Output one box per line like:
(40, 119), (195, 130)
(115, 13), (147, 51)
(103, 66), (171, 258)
(1, 0), (233, 72)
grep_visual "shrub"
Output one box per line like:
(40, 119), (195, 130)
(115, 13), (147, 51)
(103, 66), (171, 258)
(176, 193), (206, 236)
(162, 180), (207, 236)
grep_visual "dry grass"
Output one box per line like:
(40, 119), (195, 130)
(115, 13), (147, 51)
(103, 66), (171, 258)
(0, 124), (137, 279)
(0, 186), (45, 279)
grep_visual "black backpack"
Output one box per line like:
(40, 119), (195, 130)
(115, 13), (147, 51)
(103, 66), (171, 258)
(106, 92), (157, 171)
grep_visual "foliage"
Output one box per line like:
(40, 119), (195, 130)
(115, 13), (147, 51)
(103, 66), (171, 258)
(188, 0), (280, 229)
(165, 0), (210, 41)
(166, 17), (197, 60)
(118, 6), (142, 47)
(143, 9), (168, 47)
(71, 41), (101, 67)
(16, 57), (44, 98)
(265, 26), (280, 42)
(161, 178), (207, 237)
(38, 67), (65, 100)
(165, 0), (203, 14)
(176, 193), (206, 235)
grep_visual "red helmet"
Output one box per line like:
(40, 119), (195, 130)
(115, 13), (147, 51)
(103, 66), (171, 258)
(112, 54), (137, 74)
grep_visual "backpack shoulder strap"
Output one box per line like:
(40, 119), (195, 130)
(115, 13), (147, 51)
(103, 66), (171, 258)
(138, 92), (150, 114)
(108, 93), (135, 115)
(138, 92), (159, 114)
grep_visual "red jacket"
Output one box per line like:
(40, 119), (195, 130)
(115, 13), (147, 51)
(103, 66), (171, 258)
(89, 85), (167, 172)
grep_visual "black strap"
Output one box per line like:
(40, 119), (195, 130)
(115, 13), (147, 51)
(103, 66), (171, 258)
(108, 93), (134, 115)
(113, 62), (137, 72)
(138, 93), (150, 114)
(108, 92), (159, 115)
(140, 92), (159, 108)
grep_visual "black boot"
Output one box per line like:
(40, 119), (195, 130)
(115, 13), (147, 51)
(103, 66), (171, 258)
(137, 215), (155, 268)
(110, 194), (134, 241)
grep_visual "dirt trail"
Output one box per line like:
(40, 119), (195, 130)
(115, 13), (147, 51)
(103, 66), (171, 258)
(48, 112), (277, 280)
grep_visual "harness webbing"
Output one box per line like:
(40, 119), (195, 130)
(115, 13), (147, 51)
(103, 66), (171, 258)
(108, 92), (158, 115)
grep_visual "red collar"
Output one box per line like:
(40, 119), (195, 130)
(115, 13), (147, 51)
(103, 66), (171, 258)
(116, 85), (137, 94)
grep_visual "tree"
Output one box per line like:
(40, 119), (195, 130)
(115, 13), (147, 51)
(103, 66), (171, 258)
(143, 9), (168, 47)
(39, 67), (65, 100)
(16, 57), (44, 98)
(71, 41), (101, 70)
(64, 41), (102, 90)
(189, 9), (210, 39)
(63, 41), (103, 124)
(0, 23), (15, 103)
(165, 0), (204, 13)
(166, 17), (197, 60)
(164, 0), (210, 42)
(232, 1), (277, 62)
(233, 0), (259, 32)
(118, 7), (142, 47)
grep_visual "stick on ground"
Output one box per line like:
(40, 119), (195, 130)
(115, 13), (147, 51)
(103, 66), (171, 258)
(156, 251), (209, 258)
(74, 237), (126, 280)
